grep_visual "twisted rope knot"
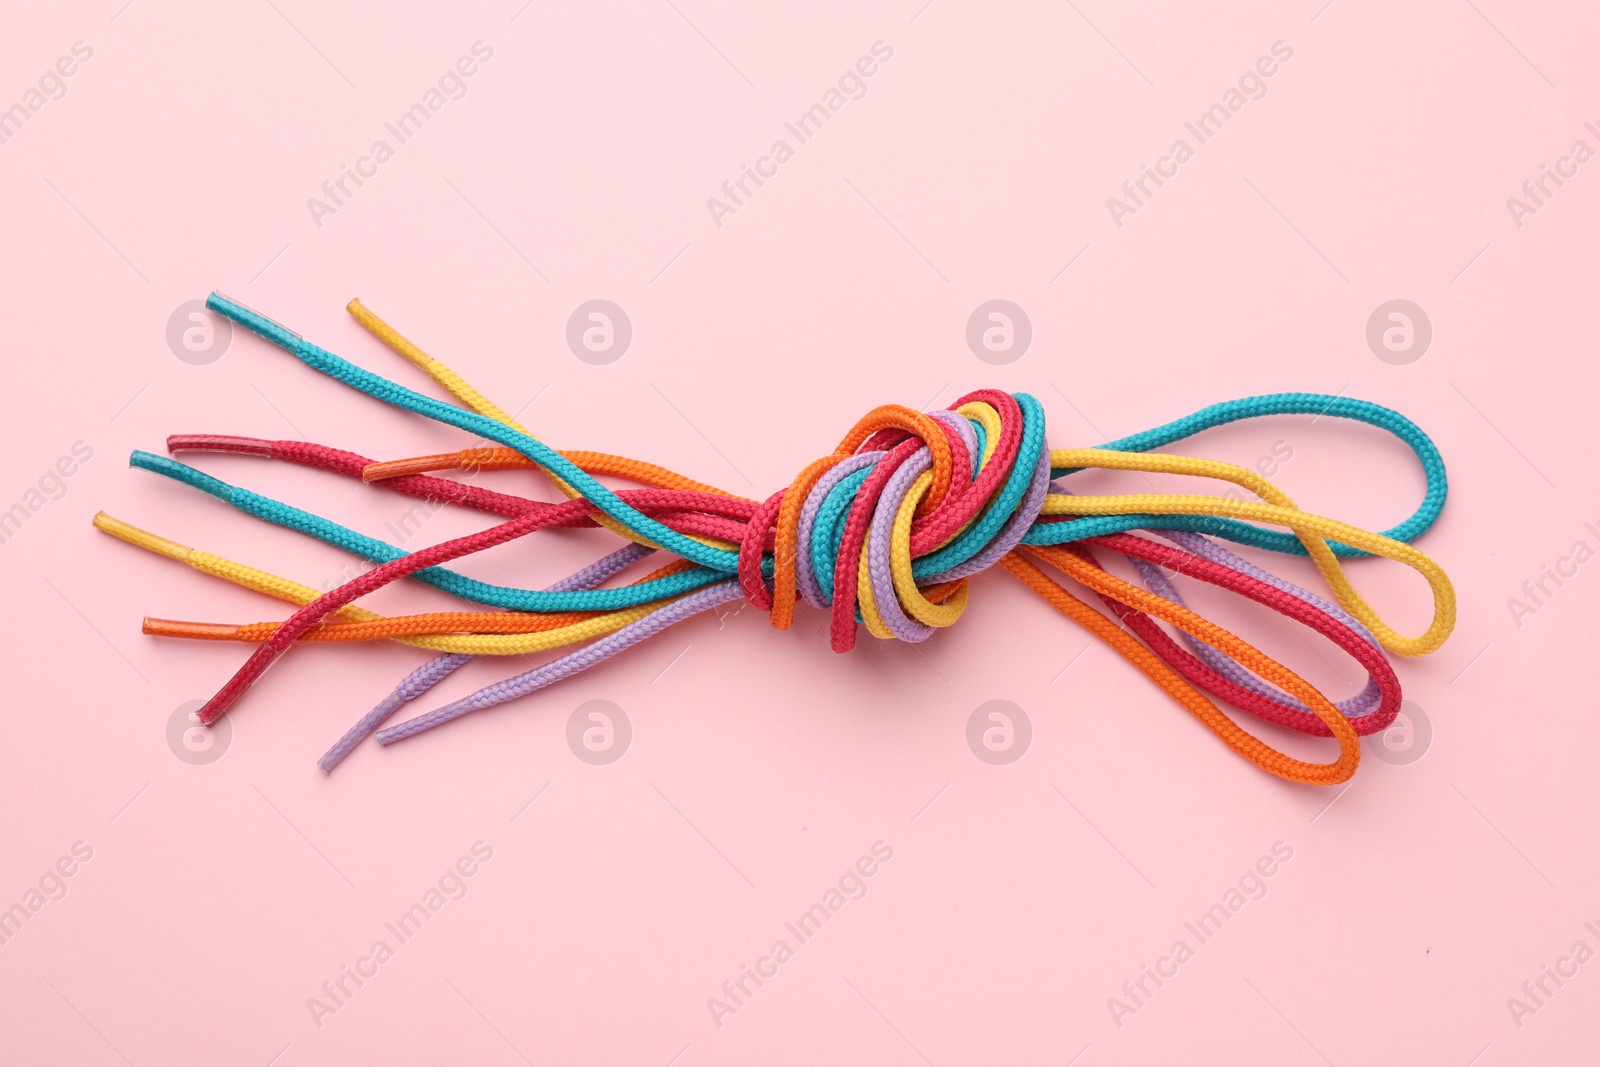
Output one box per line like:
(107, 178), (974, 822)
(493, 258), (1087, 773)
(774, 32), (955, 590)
(104, 293), (1463, 786)
(736, 390), (1049, 652)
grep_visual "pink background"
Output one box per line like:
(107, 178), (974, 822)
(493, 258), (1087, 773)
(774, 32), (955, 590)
(2, 1), (1597, 1063)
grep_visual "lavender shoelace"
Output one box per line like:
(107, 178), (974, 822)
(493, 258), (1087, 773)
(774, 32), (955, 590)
(318, 653), (472, 772)
(318, 542), (662, 771)
(795, 452), (882, 610)
(330, 415), (1383, 760)
(374, 581), (743, 745)
(1132, 528), (1385, 718)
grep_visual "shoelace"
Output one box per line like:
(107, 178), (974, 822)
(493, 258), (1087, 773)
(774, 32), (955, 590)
(98, 291), (1456, 786)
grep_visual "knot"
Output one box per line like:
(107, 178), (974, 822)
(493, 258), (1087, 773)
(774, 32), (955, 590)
(736, 390), (1049, 653)
(108, 292), (1463, 788)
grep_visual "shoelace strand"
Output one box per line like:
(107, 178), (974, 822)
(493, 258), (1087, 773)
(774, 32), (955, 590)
(98, 292), (1456, 785)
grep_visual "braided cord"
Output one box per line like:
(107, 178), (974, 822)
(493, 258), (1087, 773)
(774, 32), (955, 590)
(1002, 549), (1360, 787)
(1059, 392), (1448, 557)
(127, 451), (726, 613)
(348, 298), (742, 556)
(95, 512), (690, 656)
(1040, 447), (1454, 656)
(105, 293), (1460, 787)
(208, 294), (741, 572)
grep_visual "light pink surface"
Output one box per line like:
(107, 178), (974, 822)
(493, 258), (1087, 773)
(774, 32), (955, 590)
(2, 1), (1597, 1063)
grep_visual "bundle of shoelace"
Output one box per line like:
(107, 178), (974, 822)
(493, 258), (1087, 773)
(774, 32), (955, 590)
(97, 292), (1455, 785)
